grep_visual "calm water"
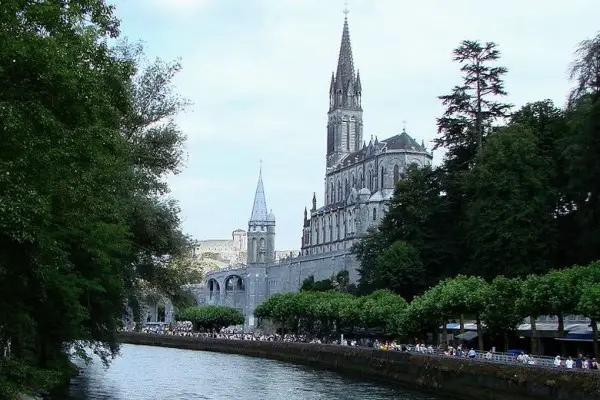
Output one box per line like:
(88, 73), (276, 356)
(53, 344), (441, 400)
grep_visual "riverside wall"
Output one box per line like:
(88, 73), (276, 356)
(118, 332), (600, 400)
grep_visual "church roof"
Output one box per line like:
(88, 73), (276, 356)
(381, 131), (427, 152)
(249, 167), (268, 223)
(330, 130), (431, 171)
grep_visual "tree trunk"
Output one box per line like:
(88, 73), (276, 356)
(503, 332), (509, 352)
(460, 314), (465, 333)
(476, 315), (484, 351)
(592, 319), (598, 360)
(442, 319), (448, 347)
(530, 316), (538, 354)
(558, 314), (566, 355)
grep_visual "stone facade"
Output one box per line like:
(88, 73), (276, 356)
(198, 13), (432, 330)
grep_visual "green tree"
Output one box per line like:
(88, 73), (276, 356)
(510, 101), (573, 268)
(355, 165), (453, 294)
(360, 290), (408, 336)
(563, 33), (600, 265)
(373, 241), (425, 301)
(481, 276), (523, 351)
(435, 40), (512, 167)
(464, 124), (556, 279)
(176, 306), (244, 332)
(0, 1), (134, 395)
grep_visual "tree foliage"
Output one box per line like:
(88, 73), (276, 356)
(0, 1), (192, 396)
(176, 306), (244, 332)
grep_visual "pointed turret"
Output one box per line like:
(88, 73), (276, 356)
(325, 10), (364, 171)
(247, 164), (275, 265)
(330, 14), (361, 111)
(311, 192), (317, 212)
(249, 166), (268, 223)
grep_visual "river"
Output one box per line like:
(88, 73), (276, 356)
(52, 343), (442, 400)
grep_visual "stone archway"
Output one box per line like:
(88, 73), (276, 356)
(208, 279), (221, 304)
(224, 275), (245, 309)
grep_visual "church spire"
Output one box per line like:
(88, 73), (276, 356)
(249, 163), (268, 223)
(330, 8), (361, 111)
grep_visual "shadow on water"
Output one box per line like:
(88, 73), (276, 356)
(49, 344), (444, 400)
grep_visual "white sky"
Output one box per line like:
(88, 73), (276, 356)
(111, 0), (599, 250)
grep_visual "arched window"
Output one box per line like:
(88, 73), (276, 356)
(344, 178), (349, 199)
(367, 170), (372, 190)
(252, 238), (257, 263)
(372, 208), (377, 221)
(259, 238), (265, 262)
(333, 215), (337, 241)
(393, 164), (400, 184)
(330, 182), (334, 204)
(337, 180), (342, 202)
(380, 167), (385, 190)
(329, 216), (332, 242)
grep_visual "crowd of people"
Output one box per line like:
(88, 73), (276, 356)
(121, 322), (600, 372)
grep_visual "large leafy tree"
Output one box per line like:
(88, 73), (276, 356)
(0, 0), (135, 392)
(0, 1), (192, 396)
(481, 276), (523, 351)
(563, 32), (600, 265)
(464, 124), (556, 279)
(372, 241), (425, 301)
(354, 165), (453, 294)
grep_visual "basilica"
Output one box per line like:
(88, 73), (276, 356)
(197, 12), (433, 329)
(301, 14), (432, 256)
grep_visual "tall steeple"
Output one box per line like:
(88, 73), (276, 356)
(247, 162), (276, 265)
(249, 164), (268, 223)
(326, 7), (364, 175)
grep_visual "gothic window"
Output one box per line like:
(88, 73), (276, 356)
(344, 178), (349, 199)
(328, 216), (332, 242)
(330, 182), (334, 204)
(380, 166), (385, 190)
(322, 219), (326, 244)
(316, 220), (319, 244)
(252, 238), (257, 263)
(351, 173), (355, 189)
(337, 180), (342, 202)
(393, 164), (400, 184)
(259, 238), (265, 262)
(333, 215), (337, 241)
(346, 120), (351, 151)
(372, 208), (377, 221)
(367, 169), (372, 190)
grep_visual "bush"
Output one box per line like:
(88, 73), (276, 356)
(175, 306), (244, 331)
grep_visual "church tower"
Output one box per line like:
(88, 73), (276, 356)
(326, 10), (363, 170)
(247, 165), (275, 266)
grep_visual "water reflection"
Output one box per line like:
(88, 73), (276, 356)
(54, 344), (441, 400)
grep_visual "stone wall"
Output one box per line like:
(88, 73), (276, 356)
(266, 249), (360, 294)
(119, 332), (600, 400)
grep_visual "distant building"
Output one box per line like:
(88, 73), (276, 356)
(191, 229), (248, 268)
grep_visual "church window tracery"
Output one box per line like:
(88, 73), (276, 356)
(380, 166), (385, 190)
(393, 164), (400, 184)
(372, 208), (377, 221)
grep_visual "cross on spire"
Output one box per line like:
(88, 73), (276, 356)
(402, 120), (407, 133)
(343, 0), (349, 15)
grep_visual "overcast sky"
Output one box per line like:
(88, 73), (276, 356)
(111, 0), (598, 250)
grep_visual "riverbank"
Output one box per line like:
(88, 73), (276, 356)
(118, 332), (600, 400)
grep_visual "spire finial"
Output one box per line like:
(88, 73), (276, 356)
(402, 120), (407, 133)
(343, 0), (349, 16)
